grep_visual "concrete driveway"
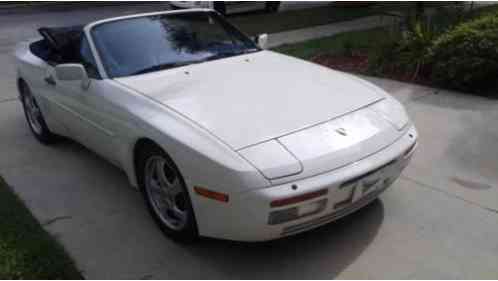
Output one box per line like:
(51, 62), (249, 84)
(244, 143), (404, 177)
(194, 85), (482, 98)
(1, 5), (498, 279)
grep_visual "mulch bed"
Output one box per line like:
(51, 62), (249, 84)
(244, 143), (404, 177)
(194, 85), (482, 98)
(310, 52), (433, 86)
(311, 53), (370, 74)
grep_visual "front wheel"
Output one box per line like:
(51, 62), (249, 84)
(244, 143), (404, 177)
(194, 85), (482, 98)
(20, 81), (57, 144)
(137, 144), (198, 241)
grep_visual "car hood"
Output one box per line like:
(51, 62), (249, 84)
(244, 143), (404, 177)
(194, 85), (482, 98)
(239, 106), (405, 181)
(115, 51), (384, 150)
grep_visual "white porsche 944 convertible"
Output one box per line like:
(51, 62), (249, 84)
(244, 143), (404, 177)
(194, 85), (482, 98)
(15, 9), (417, 242)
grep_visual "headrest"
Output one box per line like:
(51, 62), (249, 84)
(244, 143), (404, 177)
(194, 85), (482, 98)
(38, 25), (84, 61)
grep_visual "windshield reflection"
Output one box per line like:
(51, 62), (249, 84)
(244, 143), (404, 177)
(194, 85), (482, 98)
(92, 11), (259, 78)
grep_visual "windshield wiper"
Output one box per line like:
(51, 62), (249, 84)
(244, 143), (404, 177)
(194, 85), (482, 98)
(130, 49), (260, 75)
(204, 48), (260, 62)
(131, 61), (199, 75)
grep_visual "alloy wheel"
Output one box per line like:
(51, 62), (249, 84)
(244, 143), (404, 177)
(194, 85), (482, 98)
(144, 156), (188, 230)
(23, 90), (43, 135)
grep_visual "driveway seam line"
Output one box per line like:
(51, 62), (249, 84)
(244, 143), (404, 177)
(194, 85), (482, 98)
(401, 175), (498, 215)
(42, 215), (73, 226)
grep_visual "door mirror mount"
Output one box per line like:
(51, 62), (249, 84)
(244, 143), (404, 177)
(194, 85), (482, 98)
(255, 33), (268, 50)
(54, 64), (91, 90)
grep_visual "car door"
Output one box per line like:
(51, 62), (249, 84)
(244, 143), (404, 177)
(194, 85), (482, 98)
(48, 36), (121, 165)
(20, 57), (71, 137)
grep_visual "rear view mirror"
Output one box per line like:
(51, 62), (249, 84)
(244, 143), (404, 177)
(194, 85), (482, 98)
(256, 33), (268, 50)
(54, 64), (90, 89)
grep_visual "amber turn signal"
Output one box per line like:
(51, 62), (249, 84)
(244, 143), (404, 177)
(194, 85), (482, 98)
(194, 186), (229, 203)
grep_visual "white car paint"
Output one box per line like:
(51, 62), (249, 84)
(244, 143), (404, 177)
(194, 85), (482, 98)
(14, 9), (417, 241)
(238, 139), (303, 179)
(114, 51), (385, 150)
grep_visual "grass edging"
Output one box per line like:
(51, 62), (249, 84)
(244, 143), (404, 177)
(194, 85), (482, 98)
(273, 27), (387, 60)
(228, 4), (413, 36)
(0, 177), (83, 279)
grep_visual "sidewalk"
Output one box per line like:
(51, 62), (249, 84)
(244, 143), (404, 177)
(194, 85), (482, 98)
(267, 14), (399, 48)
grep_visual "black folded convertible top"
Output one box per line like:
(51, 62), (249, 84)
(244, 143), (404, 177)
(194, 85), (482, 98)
(38, 25), (84, 62)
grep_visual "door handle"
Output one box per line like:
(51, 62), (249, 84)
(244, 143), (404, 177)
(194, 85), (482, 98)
(44, 75), (56, 86)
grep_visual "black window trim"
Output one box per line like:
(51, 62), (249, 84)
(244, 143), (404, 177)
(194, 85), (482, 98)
(79, 34), (102, 80)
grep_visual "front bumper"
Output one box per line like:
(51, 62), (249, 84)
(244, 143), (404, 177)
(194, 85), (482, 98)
(194, 126), (417, 241)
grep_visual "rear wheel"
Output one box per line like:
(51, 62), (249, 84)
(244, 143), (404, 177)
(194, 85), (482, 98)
(20, 81), (57, 144)
(137, 144), (198, 241)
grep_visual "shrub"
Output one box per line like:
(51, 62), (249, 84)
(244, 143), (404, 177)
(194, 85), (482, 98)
(341, 40), (355, 57)
(396, 21), (437, 80)
(371, 3), (477, 79)
(368, 40), (400, 75)
(368, 21), (435, 81)
(427, 13), (498, 95)
(430, 3), (470, 34)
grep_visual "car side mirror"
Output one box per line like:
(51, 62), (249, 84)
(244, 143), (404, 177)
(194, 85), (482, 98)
(54, 63), (90, 90)
(256, 33), (269, 50)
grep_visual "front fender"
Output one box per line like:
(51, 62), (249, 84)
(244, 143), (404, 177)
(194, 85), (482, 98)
(109, 80), (270, 194)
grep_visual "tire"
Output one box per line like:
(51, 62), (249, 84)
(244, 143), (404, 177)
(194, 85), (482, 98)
(213, 2), (226, 15)
(137, 144), (198, 242)
(19, 81), (57, 145)
(265, 1), (280, 13)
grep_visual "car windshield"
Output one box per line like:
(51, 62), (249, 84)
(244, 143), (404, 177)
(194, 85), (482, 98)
(91, 11), (260, 78)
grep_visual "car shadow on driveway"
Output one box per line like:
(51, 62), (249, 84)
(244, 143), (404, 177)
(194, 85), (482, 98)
(51, 137), (384, 279)
(179, 200), (384, 279)
(1, 108), (384, 280)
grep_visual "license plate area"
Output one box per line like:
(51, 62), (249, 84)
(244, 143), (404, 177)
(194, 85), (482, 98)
(334, 160), (395, 210)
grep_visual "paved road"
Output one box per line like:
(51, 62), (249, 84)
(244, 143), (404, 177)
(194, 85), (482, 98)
(1, 5), (498, 279)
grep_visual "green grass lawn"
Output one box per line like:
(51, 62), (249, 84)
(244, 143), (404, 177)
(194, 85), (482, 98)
(0, 177), (82, 279)
(228, 3), (413, 36)
(274, 26), (388, 60)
